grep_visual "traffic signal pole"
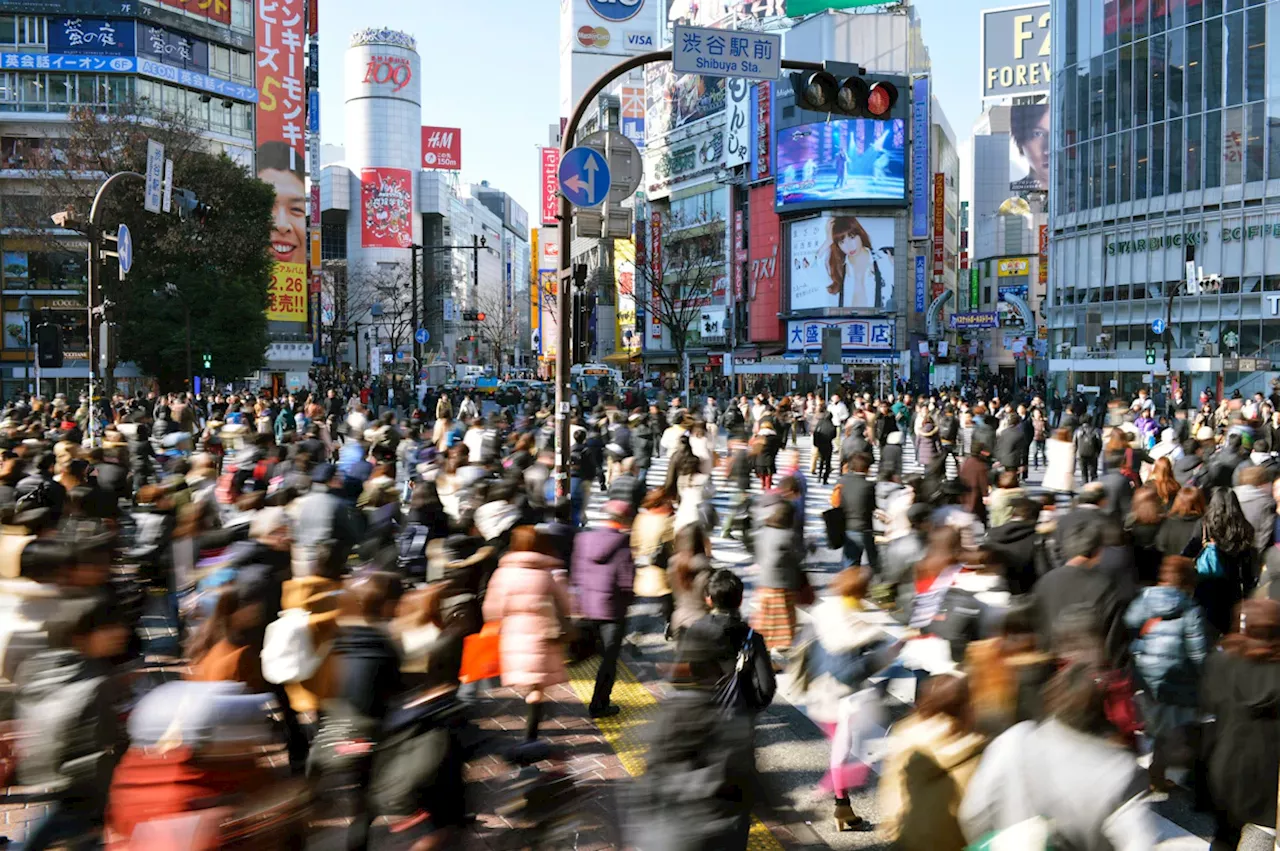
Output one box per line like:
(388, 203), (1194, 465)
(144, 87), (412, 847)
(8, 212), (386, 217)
(553, 51), (823, 503)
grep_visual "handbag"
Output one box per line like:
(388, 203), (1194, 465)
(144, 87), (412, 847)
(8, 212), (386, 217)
(458, 621), (502, 684)
(796, 571), (816, 607)
(714, 628), (774, 715)
(823, 506), (846, 549)
(1195, 541), (1224, 577)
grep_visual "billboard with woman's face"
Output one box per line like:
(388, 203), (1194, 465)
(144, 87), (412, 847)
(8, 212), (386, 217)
(788, 214), (896, 312)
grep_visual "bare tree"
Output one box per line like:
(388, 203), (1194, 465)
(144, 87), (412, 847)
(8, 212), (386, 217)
(633, 211), (725, 385)
(343, 263), (418, 378)
(474, 289), (521, 378)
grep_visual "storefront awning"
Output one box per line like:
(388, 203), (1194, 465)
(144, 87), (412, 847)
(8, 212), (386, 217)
(602, 351), (635, 364)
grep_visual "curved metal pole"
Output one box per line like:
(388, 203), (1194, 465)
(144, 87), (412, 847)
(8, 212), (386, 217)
(553, 51), (824, 503)
(85, 170), (143, 442)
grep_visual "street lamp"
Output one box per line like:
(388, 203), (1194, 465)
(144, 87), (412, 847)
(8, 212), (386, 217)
(18, 295), (32, 397)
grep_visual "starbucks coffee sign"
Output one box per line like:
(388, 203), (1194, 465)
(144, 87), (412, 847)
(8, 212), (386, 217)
(1106, 231), (1208, 255)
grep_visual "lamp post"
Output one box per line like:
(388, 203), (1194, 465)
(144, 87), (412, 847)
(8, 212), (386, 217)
(18, 295), (33, 397)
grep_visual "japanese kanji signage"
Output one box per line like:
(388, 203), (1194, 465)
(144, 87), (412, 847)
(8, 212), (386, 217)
(138, 23), (208, 73)
(671, 25), (780, 81)
(786, 318), (896, 352)
(650, 211), (662, 339)
(932, 172), (945, 293)
(0, 52), (134, 72)
(49, 17), (134, 55)
(257, 0), (307, 323)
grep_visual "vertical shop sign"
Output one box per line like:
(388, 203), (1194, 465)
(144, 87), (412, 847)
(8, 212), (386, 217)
(733, 209), (745, 299)
(1038, 223), (1049, 286)
(910, 77), (929, 239)
(650, 211), (662, 339)
(540, 148), (560, 225)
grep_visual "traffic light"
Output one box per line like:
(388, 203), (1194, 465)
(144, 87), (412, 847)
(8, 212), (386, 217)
(1145, 345), (1157, 365)
(202, 352), (212, 370)
(35, 323), (62, 369)
(461, 311), (486, 322)
(98, 322), (118, 373)
(788, 64), (900, 118)
(172, 189), (212, 224)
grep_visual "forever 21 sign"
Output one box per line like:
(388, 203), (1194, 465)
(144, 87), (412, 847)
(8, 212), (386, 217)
(363, 54), (412, 92)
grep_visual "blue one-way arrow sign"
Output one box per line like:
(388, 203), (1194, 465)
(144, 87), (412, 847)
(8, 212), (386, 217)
(1151, 318), (1166, 335)
(558, 146), (611, 208)
(117, 223), (133, 278)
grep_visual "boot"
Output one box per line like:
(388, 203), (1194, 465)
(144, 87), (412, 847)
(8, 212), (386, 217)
(834, 797), (865, 831)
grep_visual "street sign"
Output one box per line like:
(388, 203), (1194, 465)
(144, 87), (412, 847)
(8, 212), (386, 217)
(116, 223), (133, 277)
(672, 25), (781, 81)
(558, 146), (611, 208)
(414, 328), (430, 344)
(161, 158), (174, 214)
(580, 130), (642, 203)
(144, 139), (164, 214)
(1151, 318), (1166, 335)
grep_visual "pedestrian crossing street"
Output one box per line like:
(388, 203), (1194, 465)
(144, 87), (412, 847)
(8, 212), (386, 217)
(581, 433), (1271, 851)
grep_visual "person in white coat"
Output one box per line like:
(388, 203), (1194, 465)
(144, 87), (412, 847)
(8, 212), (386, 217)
(1040, 426), (1077, 495)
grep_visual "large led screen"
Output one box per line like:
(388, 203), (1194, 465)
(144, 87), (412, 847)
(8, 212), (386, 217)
(776, 117), (906, 211)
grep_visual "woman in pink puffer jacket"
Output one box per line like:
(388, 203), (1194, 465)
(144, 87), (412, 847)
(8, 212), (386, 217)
(482, 525), (571, 742)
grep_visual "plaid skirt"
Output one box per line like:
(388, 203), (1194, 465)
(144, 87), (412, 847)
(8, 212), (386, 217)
(752, 587), (797, 650)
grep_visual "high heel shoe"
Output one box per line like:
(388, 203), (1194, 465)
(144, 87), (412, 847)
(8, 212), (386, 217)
(834, 797), (865, 831)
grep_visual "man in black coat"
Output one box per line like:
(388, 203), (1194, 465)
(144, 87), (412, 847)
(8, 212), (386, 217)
(984, 497), (1048, 596)
(837, 451), (879, 576)
(1032, 521), (1128, 667)
(994, 413), (1029, 481)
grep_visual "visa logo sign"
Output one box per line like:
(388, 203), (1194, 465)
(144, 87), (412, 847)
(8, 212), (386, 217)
(625, 31), (654, 49)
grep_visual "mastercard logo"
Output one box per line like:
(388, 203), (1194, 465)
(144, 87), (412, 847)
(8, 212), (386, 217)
(577, 25), (610, 48)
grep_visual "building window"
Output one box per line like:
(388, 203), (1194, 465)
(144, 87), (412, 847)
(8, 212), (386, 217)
(1245, 101), (1263, 181)
(231, 50), (252, 84)
(1205, 109), (1223, 187)
(1187, 24), (1203, 114)
(231, 0), (252, 31)
(16, 16), (45, 46)
(1226, 11), (1244, 106)
(1152, 123), (1165, 195)
(1187, 114), (1202, 189)
(210, 45), (231, 78)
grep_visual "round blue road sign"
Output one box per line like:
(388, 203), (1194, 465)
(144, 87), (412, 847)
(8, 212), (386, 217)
(415, 328), (430, 344)
(558, 146), (611, 208)
(1151, 318), (1166, 335)
(117, 223), (133, 275)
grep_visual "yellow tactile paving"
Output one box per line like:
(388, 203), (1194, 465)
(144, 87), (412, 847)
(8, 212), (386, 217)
(566, 657), (787, 851)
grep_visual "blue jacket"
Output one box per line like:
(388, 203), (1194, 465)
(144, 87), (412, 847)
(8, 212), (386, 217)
(1124, 585), (1208, 707)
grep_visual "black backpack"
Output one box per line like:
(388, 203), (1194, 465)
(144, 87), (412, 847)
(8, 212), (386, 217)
(1078, 425), (1102, 457)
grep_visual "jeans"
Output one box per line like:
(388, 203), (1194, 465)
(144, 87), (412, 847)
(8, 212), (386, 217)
(844, 529), (880, 578)
(1032, 440), (1047, 468)
(590, 620), (626, 712)
(570, 477), (587, 527)
(1080, 455), (1098, 483)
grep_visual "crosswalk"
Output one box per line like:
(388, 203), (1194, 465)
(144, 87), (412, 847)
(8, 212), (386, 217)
(581, 433), (1271, 851)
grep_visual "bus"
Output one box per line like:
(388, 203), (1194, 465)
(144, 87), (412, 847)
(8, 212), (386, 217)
(570, 363), (623, 395)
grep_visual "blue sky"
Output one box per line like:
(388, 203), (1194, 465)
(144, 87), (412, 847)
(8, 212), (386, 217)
(319, 0), (989, 218)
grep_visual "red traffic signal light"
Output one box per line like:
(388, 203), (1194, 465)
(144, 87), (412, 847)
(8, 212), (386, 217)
(865, 81), (897, 117)
(475, 312), (485, 322)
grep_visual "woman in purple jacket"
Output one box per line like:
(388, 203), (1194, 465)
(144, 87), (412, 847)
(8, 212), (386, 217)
(570, 500), (637, 718)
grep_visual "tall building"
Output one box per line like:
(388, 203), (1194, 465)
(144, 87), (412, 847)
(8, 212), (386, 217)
(0, 0), (260, 398)
(1047, 0), (1278, 399)
(319, 28), (529, 374)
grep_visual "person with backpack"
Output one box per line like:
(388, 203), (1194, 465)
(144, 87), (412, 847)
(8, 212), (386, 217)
(1074, 418), (1102, 484)
(812, 411), (837, 486)
(1123, 555), (1208, 793)
(15, 596), (127, 850)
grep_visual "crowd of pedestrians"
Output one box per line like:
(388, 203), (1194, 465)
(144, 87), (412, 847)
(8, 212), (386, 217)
(0, 377), (1275, 850)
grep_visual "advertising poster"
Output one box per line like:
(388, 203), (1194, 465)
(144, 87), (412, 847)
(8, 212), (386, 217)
(910, 77), (929, 239)
(621, 86), (646, 149)
(49, 17), (134, 55)
(786, 317), (895, 352)
(981, 3), (1051, 100)
(748, 184), (781, 341)
(997, 257), (1031, 276)
(360, 168), (413, 248)
(789, 214), (896, 311)
(970, 267), (980, 306)
(644, 61), (726, 137)
(614, 238), (637, 352)
(776, 118), (906, 210)
(998, 283), (1029, 327)
(1009, 103), (1049, 192)
(256, 0), (306, 322)
(540, 148), (560, 225)
(421, 126), (461, 169)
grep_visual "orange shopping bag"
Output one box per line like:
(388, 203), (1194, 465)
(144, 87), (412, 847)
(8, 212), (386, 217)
(459, 621), (502, 684)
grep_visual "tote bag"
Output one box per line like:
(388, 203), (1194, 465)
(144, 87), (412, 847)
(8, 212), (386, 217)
(459, 621), (502, 684)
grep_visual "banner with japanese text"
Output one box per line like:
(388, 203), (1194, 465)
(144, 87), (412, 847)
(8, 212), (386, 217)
(256, 0), (306, 322)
